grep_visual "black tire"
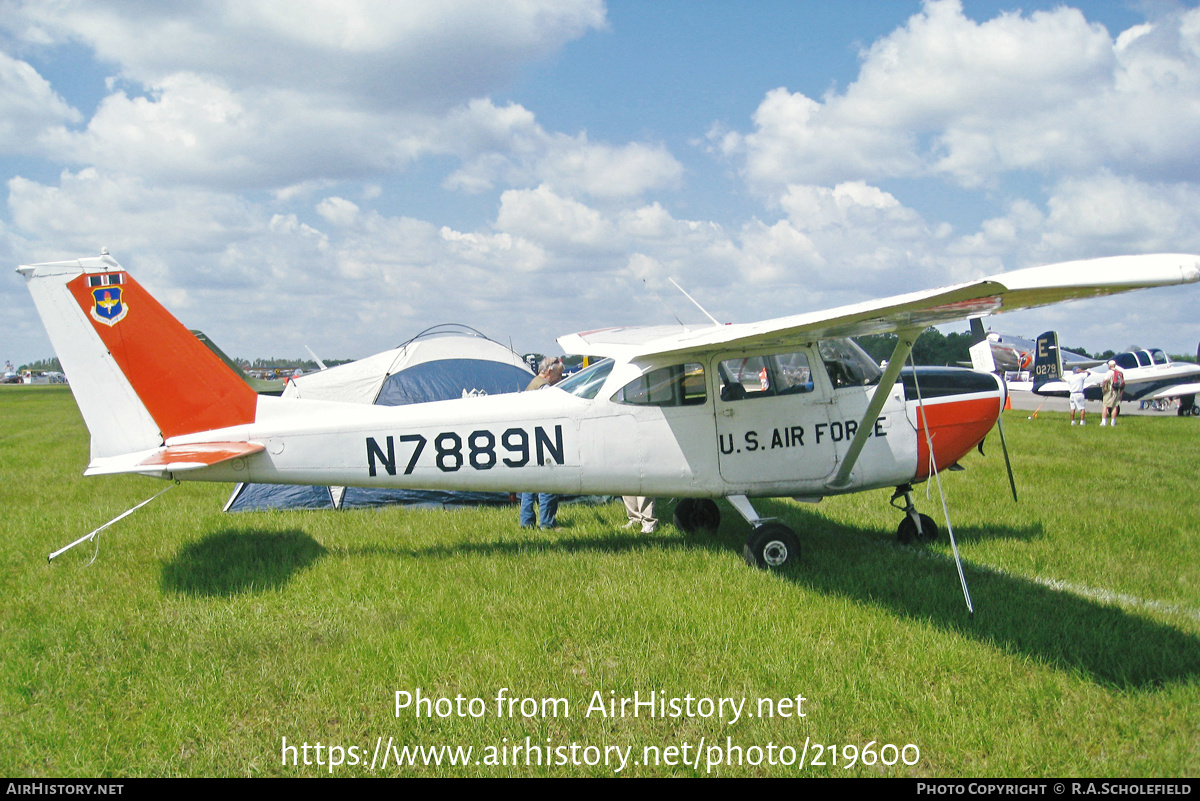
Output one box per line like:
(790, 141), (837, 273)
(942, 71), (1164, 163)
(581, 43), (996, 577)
(673, 498), (721, 533)
(897, 513), (938, 544)
(743, 522), (800, 569)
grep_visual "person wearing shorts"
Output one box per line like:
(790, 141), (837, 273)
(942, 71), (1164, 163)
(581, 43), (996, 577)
(1067, 366), (1088, 425)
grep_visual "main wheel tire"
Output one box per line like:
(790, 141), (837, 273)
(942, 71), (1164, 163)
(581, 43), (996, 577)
(673, 498), (721, 533)
(897, 513), (938, 544)
(743, 522), (800, 569)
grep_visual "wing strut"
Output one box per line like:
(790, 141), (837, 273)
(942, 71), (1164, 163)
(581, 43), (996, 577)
(908, 354), (975, 617)
(827, 327), (921, 490)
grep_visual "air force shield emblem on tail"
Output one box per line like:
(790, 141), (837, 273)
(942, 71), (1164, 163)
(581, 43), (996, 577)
(90, 286), (128, 326)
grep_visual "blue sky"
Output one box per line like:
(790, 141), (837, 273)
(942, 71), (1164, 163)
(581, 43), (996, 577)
(3, 0), (1199, 365)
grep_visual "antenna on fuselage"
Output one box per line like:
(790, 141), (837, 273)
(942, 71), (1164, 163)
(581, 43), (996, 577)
(305, 345), (328, 371)
(641, 278), (685, 326)
(669, 277), (723, 326)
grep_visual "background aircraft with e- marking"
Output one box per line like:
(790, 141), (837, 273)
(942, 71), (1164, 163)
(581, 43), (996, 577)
(1031, 330), (1200, 416)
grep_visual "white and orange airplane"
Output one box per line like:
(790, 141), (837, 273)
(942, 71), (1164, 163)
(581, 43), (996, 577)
(20, 252), (1200, 570)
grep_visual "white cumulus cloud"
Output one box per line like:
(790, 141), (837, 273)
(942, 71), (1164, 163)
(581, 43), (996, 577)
(728, 0), (1200, 193)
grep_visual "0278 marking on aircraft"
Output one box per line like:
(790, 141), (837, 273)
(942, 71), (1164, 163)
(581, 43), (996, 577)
(19, 251), (1200, 582)
(366, 425), (565, 476)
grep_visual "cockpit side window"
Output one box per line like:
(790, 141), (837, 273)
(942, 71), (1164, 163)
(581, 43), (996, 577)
(613, 363), (706, 406)
(1115, 353), (1138, 370)
(1135, 351), (1151, 367)
(717, 352), (814, 401)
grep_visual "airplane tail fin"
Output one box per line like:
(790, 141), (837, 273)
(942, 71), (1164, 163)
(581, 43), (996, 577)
(969, 317), (986, 345)
(18, 255), (259, 466)
(1032, 330), (1063, 390)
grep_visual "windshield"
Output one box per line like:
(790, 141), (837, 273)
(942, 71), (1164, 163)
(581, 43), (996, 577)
(555, 358), (614, 399)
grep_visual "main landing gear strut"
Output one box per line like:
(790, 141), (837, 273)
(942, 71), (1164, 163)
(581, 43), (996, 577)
(674, 496), (802, 570)
(890, 484), (939, 544)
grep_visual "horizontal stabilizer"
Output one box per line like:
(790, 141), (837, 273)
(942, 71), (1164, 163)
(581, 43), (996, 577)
(85, 442), (264, 476)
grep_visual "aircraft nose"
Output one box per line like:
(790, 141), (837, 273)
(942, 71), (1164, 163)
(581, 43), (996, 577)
(1181, 259), (1200, 283)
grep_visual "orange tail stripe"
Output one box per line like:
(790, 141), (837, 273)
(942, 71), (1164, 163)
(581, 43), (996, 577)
(67, 272), (258, 438)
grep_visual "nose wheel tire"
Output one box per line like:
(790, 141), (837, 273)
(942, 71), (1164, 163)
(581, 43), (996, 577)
(897, 513), (938, 544)
(743, 522), (800, 569)
(674, 498), (721, 533)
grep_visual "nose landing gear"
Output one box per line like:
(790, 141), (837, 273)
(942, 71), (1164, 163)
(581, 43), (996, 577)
(891, 484), (938, 544)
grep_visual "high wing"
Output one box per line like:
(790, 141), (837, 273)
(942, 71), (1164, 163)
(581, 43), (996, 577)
(558, 254), (1200, 359)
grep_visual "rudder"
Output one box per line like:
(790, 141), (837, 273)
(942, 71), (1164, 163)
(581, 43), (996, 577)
(19, 254), (258, 462)
(1031, 330), (1062, 390)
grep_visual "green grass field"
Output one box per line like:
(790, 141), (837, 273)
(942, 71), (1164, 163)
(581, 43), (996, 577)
(2, 385), (1198, 777)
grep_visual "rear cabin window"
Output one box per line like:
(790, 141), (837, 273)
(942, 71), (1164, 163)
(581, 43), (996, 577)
(718, 352), (814, 401)
(614, 363), (706, 406)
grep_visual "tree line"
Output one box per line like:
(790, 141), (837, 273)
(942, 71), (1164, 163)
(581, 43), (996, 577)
(854, 328), (1132, 366)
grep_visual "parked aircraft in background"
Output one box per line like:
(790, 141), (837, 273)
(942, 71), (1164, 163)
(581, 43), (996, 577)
(20, 252), (1200, 570)
(967, 318), (1099, 375)
(1032, 330), (1200, 416)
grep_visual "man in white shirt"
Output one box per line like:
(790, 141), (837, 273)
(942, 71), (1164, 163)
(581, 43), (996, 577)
(1066, 366), (1088, 425)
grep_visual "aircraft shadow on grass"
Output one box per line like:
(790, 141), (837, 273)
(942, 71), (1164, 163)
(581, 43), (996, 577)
(160, 529), (327, 597)
(727, 499), (1200, 691)
(363, 497), (1199, 691)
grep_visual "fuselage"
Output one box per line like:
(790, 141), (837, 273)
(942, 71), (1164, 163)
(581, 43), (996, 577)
(169, 344), (1005, 500)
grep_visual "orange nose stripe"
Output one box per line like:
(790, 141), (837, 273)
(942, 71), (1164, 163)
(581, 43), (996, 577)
(914, 396), (1001, 479)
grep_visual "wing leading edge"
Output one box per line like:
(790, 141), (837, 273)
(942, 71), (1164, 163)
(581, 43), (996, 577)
(558, 254), (1200, 360)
